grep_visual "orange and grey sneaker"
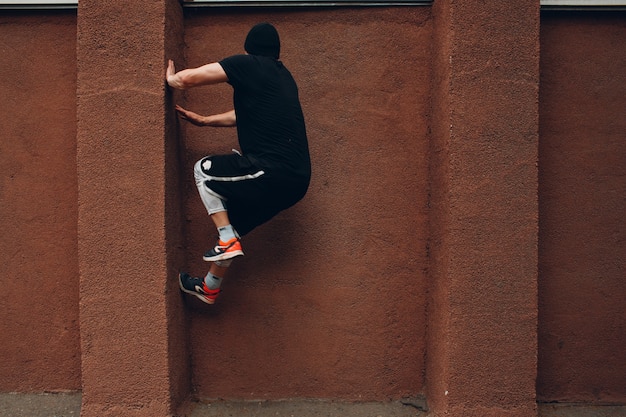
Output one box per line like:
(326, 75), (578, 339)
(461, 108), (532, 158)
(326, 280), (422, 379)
(179, 272), (220, 304)
(202, 237), (244, 262)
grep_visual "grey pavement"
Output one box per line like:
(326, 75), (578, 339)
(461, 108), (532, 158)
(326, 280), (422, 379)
(1, 393), (626, 417)
(0, 393), (80, 417)
(187, 399), (426, 417)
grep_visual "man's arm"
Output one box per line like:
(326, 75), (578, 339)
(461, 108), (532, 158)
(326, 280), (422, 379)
(175, 105), (236, 127)
(166, 60), (228, 90)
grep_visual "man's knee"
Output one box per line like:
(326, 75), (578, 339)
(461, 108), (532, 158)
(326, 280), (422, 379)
(194, 156), (214, 179)
(194, 157), (213, 186)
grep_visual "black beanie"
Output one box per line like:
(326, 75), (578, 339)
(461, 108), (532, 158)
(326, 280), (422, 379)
(244, 23), (280, 59)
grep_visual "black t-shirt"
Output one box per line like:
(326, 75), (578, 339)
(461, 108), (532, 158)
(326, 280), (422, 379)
(219, 54), (311, 180)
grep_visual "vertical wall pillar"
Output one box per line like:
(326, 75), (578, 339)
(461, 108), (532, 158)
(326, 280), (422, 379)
(77, 1), (188, 416)
(427, 1), (540, 416)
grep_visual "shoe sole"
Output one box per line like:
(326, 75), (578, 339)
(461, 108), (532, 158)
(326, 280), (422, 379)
(178, 274), (216, 305)
(203, 249), (244, 262)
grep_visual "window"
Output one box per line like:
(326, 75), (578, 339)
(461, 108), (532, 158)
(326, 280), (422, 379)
(183, 0), (430, 5)
(184, 0), (626, 7)
(2, 0), (625, 9)
(541, 0), (626, 10)
(0, 0), (77, 8)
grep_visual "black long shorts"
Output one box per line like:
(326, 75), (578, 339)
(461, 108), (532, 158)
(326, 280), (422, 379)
(198, 154), (309, 236)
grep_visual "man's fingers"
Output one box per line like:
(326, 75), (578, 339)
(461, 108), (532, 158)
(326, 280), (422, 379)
(175, 108), (193, 122)
(175, 106), (188, 118)
(166, 60), (177, 84)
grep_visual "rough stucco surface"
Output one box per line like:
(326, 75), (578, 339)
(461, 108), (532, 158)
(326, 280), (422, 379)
(76, 1), (189, 416)
(538, 12), (626, 404)
(426, 1), (540, 416)
(1, 4), (625, 416)
(0, 12), (81, 392)
(176, 9), (431, 401)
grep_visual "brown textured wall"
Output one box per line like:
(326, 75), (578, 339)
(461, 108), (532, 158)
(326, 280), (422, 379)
(0, 11), (80, 392)
(1, 4), (624, 414)
(427, 0), (540, 415)
(76, 1), (190, 415)
(538, 11), (626, 404)
(176, 9), (431, 400)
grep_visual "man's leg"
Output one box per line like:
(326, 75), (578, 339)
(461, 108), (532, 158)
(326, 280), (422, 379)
(202, 213), (235, 292)
(179, 159), (243, 305)
(193, 158), (244, 262)
(210, 210), (230, 228)
(203, 258), (231, 291)
(178, 204), (235, 304)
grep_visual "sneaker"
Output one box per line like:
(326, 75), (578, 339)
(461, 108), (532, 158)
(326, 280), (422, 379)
(203, 237), (244, 262)
(179, 272), (220, 304)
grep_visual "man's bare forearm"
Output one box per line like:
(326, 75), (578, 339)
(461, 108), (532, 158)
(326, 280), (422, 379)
(174, 105), (236, 127)
(166, 60), (229, 90)
(204, 110), (237, 127)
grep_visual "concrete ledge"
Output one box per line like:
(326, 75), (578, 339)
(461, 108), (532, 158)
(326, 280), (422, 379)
(0, 393), (81, 417)
(538, 403), (626, 417)
(188, 399), (427, 417)
(2, 394), (625, 417)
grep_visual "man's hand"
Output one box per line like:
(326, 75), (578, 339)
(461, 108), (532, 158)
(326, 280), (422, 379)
(166, 59), (175, 78)
(175, 105), (208, 126)
(166, 60), (184, 89)
(175, 106), (237, 128)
